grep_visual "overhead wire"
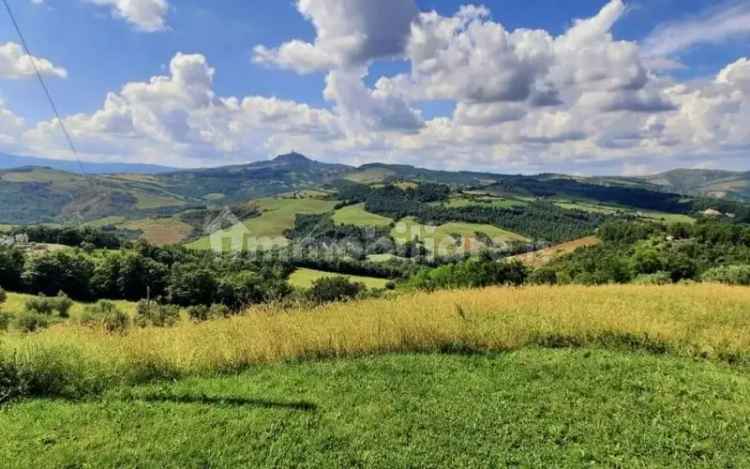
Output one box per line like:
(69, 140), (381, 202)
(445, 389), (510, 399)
(2, 0), (97, 223)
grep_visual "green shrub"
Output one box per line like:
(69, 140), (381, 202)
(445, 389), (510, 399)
(632, 272), (673, 286)
(24, 292), (74, 318)
(407, 259), (528, 291)
(187, 305), (209, 322)
(0, 357), (29, 404)
(0, 288), (7, 332)
(528, 267), (558, 285)
(14, 310), (50, 333)
(135, 300), (180, 328)
(306, 277), (366, 304)
(0, 311), (11, 331)
(187, 304), (233, 322)
(210, 304), (231, 318)
(80, 301), (130, 334)
(702, 265), (750, 286)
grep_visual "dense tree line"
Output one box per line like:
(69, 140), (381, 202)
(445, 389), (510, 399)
(406, 255), (528, 291)
(336, 181), (606, 243)
(486, 176), (694, 213)
(10, 226), (122, 249)
(533, 220), (750, 285)
(286, 213), (392, 252)
(0, 242), (295, 308)
(285, 212), (433, 264)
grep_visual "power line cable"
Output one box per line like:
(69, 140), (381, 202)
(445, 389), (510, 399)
(2, 0), (87, 177)
(2, 0), (95, 222)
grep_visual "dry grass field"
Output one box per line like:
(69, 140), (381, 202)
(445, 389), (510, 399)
(3, 284), (750, 399)
(514, 236), (601, 267)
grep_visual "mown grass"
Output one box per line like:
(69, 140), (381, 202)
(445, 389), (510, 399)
(3, 349), (750, 468)
(2, 285), (750, 400)
(188, 198), (338, 251)
(332, 203), (393, 227)
(288, 268), (390, 290)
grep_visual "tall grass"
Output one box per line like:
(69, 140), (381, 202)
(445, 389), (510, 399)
(2, 284), (750, 399)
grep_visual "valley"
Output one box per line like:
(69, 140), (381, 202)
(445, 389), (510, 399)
(2, 153), (750, 468)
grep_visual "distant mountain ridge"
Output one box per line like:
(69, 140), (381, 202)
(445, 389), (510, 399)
(634, 169), (750, 201)
(0, 153), (177, 175)
(0, 151), (748, 225)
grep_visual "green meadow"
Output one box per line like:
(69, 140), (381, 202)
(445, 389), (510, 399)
(392, 217), (528, 254)
(332, 203), (393, 227)
(288, 268), (390, 290)
(188, 198), (338, 251)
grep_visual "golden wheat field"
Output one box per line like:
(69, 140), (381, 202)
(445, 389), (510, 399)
(3, 284), (750, 398)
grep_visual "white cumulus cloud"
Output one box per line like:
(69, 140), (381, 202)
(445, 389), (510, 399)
(2, 0), (750, 175)
(84, 0), (170, 32)
(23, 53), (344, 166)
(253, 0), (418, 73)
(0, 42), (67, 79)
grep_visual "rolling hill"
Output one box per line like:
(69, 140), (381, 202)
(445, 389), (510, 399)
(636, 169), (750, 201)
(0, 152), (747, 232)
(0, 153), (176, 174)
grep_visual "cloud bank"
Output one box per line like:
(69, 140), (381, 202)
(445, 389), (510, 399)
(2, 0), (750, 174)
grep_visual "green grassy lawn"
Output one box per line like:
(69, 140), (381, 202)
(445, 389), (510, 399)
(3, 350), (750, 468)
(392, 217), (528, 255)
(332, 203), (393, 227)
(188, 198), (338, 251)
(288, 268), (390, 290)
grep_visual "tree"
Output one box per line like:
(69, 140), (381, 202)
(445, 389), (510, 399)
(167, 264), (218, 306)
(306, 277), (365, 304)
(22, 251), (94, 300)
(91, 252), (167, 301)
(0, 246), (24, 291)
(702, 265), (750, 285)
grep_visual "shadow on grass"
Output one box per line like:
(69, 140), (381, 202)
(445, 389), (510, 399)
(131, 394), (318, 411)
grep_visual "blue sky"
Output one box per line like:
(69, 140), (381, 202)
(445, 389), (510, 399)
(0, 0), (749, 174)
